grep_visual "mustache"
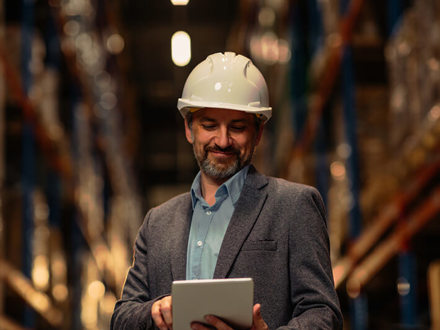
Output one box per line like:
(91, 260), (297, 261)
(205, 145), (240, 155)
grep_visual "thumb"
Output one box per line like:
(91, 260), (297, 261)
(251, 304), (268, 330)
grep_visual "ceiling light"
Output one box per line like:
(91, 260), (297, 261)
(170, 0), (189, 5)
(171, 31), (191, 67)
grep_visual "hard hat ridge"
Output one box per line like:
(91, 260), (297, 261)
(177, 52), (272, 122)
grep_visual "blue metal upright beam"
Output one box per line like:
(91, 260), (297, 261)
(289, 1), (309, 142)
(308, 0), (330, 208)
(71, 96), (84, 330)
(343, 35), (368, 330)
(387, 0), (403, 36)
(339, 0), (367, 329)
(20, 0), (35, 327)
(44, 1), (62, 232)
(398, 249), (418, 326)
(341, 44), (362, 240)
(289, 1), (330, 208)
(386, 0), (418, 326)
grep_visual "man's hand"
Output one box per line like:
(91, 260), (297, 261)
(190, 303), (268, 330)
(251, 304), (268, 330)
(151, 296), (173, 330)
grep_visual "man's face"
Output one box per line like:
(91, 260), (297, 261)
(185, 108), (263, 182)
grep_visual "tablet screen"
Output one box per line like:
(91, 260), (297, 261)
(172, 278), (254, 330)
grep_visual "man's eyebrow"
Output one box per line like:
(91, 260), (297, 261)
(230, 119), (249, 124)
(198, 117), (250, 124)
(199, 117), (216, 122)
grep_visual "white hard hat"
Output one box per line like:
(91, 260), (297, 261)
(177, 52), (272, 122)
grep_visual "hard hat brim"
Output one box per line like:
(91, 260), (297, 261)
(177, 98), (272, 122)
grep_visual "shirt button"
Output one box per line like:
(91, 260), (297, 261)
(206, 210), (212, 215)
(197, 240), (203, 247)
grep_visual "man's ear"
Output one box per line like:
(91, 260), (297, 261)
(184, 118), (193, 144)
(254, 123), (264, 146)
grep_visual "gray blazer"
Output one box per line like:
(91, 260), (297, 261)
(111, 166), (343, 329)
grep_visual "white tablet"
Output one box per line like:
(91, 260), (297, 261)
(172, 278), (254, 330)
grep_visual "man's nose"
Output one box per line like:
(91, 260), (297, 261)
(215, 126), (231, 148)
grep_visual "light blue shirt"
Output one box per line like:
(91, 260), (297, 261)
(186, 165), (249, 280)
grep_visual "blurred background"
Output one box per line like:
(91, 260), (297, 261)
(0, 0), (440, 329)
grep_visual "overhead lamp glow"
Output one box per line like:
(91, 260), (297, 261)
(171, 31), (191, 67)
(170, 0), (189, 5)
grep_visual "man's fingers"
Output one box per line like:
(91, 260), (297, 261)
(253, 304), (262, 319)
(161, 297), (173, 327)
(192, 306), (265, 330)
(252, 304), (268, 330)
(192, 315), (231, 330)
(151, 301), (165, 329)
(151, 296), (173, 330)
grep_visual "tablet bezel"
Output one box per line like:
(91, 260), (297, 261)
(171, 278), (254, 330)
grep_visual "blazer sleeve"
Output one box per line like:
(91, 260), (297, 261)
(283, 185), (343, 329)
(111, 210), (160, 330)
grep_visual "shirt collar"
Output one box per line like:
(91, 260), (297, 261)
(190, 165), (250, 209)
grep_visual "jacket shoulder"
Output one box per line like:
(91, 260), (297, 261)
(149, 192), (191, 216)
(247, 166), (322, 202)
(266, 176), (320, 196)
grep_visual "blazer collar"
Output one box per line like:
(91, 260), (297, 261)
(170, 193), (193, 281)
(171, 166), (269, 281)
(213, 165), (268, 278)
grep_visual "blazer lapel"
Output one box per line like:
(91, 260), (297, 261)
(170, 194), (193, 281)
(213, 166), (268, 278)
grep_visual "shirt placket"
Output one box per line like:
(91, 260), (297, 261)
(191, 205), (215, 279)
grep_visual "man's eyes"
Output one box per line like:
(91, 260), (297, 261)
(202, 124), (216, 130)
(200, 123), (247, 131)
(230, 126), (246, 131)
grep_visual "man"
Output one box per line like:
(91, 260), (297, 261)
(111, 52), (343, 329)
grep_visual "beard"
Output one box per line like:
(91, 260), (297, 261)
(194, 144), (253, 180)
